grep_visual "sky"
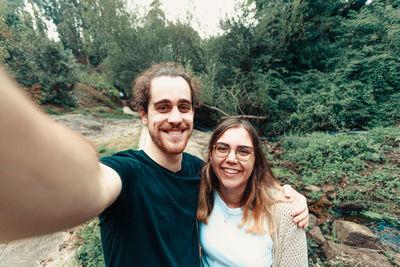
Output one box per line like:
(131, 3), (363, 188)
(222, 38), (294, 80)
(130, 0), (244, 37)
(33, 0), (246, 40)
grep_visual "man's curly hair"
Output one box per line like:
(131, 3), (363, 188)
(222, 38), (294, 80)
(128, 62), (202, 112)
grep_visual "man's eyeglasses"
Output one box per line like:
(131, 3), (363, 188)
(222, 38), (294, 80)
(213, 143), (254, 162)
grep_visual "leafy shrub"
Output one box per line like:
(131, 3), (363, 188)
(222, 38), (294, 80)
(75, 219), (105, 267)
(270, 126), (399, 213)
(32, 43), (77, 106)
(77, 68), (117, 92)
(1, 13), (77, 106)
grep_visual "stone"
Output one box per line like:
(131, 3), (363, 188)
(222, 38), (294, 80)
(0, 243), (6, 256)
(309, 213), (318, 227)
(307, 226), (325, 245)
(49, 250), (79, 267)
(322, 241), (392, 267)
(393, 254), (400, 267)
(333, 220), (385, 250)
(321, 184), (335, 193)
(0, 231), (75, 267)
(305, 185), (322, 192)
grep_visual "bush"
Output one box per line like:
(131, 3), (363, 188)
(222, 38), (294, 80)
(33, 43), (77, 106)
(270, 126), (400, 213)
(75, 219), (105, 267)
(77, 68), (117, 92)
(0, 8), (77, 106)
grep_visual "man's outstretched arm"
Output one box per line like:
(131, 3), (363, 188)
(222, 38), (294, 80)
(0, 66), (121, 242)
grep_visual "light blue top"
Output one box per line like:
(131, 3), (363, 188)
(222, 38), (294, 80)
(200, 191), (274, 267)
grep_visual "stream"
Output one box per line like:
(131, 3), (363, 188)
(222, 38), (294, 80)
(334, 211), (400, 253)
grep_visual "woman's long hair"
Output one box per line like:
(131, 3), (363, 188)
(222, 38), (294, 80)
(197, 118), (281, 234)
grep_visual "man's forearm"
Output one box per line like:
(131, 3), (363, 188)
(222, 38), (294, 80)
(0, 66), (106, 241)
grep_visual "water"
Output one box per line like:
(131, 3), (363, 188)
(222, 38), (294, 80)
(366, 221), (400, 253)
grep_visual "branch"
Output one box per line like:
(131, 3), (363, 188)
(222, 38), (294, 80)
(201, 104), (230, 117)
(201, 104), (267, 120)
(221, 115), (268, 120)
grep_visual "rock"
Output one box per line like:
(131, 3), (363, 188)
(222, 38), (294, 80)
(305, 185), (322, 192)
(393, 254), (400, 267)
(0, 243), (6, 252)
(48, 250), (79, 267)
(337, 201), (366, 213)
(52, 114), (142, 145)
(309, 213), (318, 227)
(322, 241), (392, 267)
(333, 220), (385, 250)
(0, 232), (75, 267)
(122, 106), (138, 116)
(321, 184), (335, 193)
(307, 226), (325, 245)
(318, 195), (331, 205)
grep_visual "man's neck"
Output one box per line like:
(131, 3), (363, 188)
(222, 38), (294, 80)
(143, 144), (183, 173)
(139, 128), (184, 172)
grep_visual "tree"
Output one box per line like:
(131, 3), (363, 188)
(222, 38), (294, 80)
(0, 0), (77, 105)
(104, 0), (206, 95)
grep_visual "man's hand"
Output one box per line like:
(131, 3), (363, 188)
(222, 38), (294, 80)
(282, 184), (309, 229)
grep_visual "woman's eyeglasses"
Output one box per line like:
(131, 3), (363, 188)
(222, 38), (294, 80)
(213, 143), (254, 162)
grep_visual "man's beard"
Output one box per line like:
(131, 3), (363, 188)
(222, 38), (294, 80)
(148, 124), (192, 155)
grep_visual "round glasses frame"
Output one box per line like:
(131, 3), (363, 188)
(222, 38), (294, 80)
(212, 143), (254, 162)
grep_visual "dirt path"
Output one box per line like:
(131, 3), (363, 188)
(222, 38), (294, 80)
(0, 113), (211, 267)
(52, 113), (142, 145)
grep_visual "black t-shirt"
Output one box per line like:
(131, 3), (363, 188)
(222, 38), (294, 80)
(99, 150), (203, 267)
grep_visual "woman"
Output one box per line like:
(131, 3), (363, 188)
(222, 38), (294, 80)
(197, 118), (308, 266)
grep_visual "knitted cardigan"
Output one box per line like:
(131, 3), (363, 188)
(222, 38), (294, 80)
(271, 201), (308, 266)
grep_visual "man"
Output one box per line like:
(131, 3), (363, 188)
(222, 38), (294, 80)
(0, 63), (308, 266)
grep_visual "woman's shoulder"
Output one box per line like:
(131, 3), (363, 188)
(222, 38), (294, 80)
(268, 186), (300, 225)
(272, 198), (298, 226)
(274, 200), (297, 212)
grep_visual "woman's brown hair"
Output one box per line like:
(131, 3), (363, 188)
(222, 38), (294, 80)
(197, 117), (281, 234)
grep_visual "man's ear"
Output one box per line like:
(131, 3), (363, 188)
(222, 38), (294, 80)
(139, 108), (147, 124)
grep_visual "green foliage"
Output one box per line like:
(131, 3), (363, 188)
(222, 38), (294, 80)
(103, 1), (205, 95)
(44, 107), (63, 115)
(97, 145), (118, 157)
(31, 42), (77, 105)
(3, 0), (399, 126)
(280, 132), (384, 176)
(306, 236), (318, 248)
(329, 225), (340, 243)
(271, 126), (400, 214)
(0, 1), (77, 106)
(34, 0), (120, 66)
(77, 68), (117, 92)
(308, 191), (324, 201)
(75, 219), (105, 267)
(200, 0), (400, 135)
(384, 249), (396, 263)
(362, 211), (400, 226)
